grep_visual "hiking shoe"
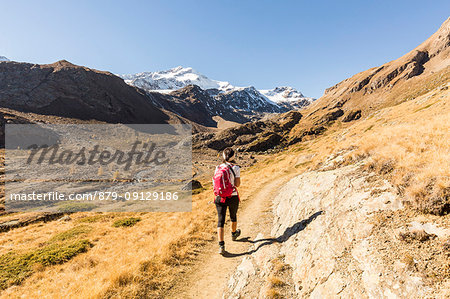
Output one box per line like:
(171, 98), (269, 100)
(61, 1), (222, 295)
(231, 229), (241, 241)
(219, 245), (226, 255)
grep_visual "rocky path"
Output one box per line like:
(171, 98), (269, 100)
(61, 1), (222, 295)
(164, 175), (295, 299)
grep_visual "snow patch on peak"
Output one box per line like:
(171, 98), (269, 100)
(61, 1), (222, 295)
(260, 86), (306, 103)
(0, 56), (10, 62)
(170, 65), (187, 72)
(121, 66), (234, 92)
(260, 86), (315, 110)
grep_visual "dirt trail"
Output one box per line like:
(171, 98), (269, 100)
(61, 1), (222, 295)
(165, 175), (294, 298)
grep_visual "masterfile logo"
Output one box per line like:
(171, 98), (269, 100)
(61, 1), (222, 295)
(4, 124), (192, 213)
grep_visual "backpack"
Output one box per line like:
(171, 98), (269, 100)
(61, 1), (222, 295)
(213, 164), (236, 203)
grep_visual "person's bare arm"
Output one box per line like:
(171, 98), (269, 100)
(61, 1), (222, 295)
(235, 177), (241, 187)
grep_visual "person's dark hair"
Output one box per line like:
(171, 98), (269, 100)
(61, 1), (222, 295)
(222, 147), (235, 162)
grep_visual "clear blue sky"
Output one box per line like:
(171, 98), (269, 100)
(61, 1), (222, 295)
(0, 1), (449, 98)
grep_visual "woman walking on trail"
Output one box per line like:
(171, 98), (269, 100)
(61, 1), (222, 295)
(212, 147), (241, 255)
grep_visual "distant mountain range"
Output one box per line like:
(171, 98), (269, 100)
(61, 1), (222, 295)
(121, 66), (314, 126)
(0, 57), (313, 129)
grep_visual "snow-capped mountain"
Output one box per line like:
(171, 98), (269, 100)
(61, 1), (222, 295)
(260, 86), (315, 110)
(146, 85), (286, 127)
(121, 66), (234, 92)
(216, 86), (285, 113)
(122, 66), (315, 126)
(261, 86), (306, 103)
(0, 56), (10, 62)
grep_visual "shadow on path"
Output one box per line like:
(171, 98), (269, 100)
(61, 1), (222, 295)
(223, 210), (323, 258)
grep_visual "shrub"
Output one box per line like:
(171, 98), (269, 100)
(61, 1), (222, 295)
(112, 217), (141, 228)
(413, 186), (449, 216)
(266, 288), (282, 299)
(443, 238), (450, 252)
(49, 225), (92, 242)
(57, 202), (97, 213)
(0, 239), (92, 289)
(77, 214), (113, 223)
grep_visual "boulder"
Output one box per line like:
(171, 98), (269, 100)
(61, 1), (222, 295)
(318, 109), (344, 124)
(342, 110), (361, 122)
(244, 133), (283, 152)
(181, 180), (203, 191)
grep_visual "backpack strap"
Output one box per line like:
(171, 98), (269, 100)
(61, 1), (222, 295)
(228, 165), (236, 178)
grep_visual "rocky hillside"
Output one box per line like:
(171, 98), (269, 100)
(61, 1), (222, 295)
(215, 86), (287, 114)
(0, 60), (173, 124)
(194, 17), (450, 152)
(193, 110), (303, 152)
(147, 85), (258, 127)
(145, 84), (309, 128)
(297, 17), (450, 128)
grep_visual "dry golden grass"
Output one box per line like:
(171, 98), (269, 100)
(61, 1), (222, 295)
(0, 209), (214, 298)
(337, 79), (450, 215)
(265, 288), (282, 299)
(268, 275), (285, 287)
(272, 257), (289, 274)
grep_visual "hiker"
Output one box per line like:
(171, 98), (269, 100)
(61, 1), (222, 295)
(213, 147), (241, 255)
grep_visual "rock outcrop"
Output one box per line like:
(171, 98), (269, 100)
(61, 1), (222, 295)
(342, 110), (362, 122)
(193, 111), (304, 152)
(0, 212), (64, 233)
(224, 157), (450, 298)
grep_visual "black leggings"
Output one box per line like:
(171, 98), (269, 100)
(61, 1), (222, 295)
(215, 195), (239, 228)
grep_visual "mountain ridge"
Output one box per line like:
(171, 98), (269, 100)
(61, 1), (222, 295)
(122, 66), (234, 92)
(121, 67), (314, 103)
(122, 66), (314, 126)
(0, 59), (211, 133)
(0, 59), (312, 130)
